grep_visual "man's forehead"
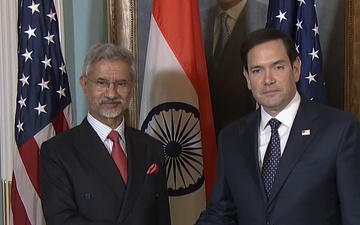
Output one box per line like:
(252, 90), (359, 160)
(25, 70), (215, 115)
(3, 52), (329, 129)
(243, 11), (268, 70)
(95, 61), (128, 70)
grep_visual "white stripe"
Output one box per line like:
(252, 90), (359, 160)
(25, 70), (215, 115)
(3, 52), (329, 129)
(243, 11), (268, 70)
(140, 14), (206, 225)
(34, 104), (72, 148)
(63, 104), (74, 128)
(34, 123), (56, 148)
(169, 185), (206, 225)
(140, 15), (199, 123)
(13, 147), (45, 225)
(14, 105), (72, 225)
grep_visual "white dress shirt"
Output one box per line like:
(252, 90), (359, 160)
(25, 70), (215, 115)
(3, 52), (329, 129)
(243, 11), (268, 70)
(258, 92), (301, 168)
(87, 113), (127, 156)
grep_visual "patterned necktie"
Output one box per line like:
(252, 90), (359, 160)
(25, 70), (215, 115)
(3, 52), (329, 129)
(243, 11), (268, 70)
(108, 130), (128, 184)
(261, 118), (282, 198)
(213, 12), (230, 66)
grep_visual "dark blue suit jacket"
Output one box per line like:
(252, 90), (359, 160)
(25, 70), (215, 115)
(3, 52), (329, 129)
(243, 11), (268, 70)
(196, 97), (360, 225)
(41, 119), (171, 225)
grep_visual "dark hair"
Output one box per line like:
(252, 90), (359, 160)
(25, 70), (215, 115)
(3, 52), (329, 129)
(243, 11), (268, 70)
(240, 28), (298, 71)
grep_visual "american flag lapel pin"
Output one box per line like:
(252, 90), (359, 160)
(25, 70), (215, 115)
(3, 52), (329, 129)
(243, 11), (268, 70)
(301, 129), (311, 136)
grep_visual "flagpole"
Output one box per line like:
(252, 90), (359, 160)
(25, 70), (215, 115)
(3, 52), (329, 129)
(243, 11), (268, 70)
(2, 180), (12, 225)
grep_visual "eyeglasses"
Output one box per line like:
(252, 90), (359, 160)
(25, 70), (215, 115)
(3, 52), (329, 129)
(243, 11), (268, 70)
(86, 77), (131, 93)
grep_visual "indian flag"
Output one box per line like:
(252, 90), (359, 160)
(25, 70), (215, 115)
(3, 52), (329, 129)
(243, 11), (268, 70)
(139, 0), (217, 224)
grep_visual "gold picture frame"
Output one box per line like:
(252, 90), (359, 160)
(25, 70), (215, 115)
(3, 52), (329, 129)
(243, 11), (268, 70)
(108, 0), (360, 125)
(344, 0), (360, 119)
(108, 0), (138, 127)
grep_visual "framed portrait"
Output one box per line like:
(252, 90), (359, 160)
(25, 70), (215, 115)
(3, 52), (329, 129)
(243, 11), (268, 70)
(108, 0), (360, 127)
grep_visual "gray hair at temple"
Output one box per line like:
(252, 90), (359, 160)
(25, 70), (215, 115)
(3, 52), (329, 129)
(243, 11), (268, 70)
(82, 43), (136, 81)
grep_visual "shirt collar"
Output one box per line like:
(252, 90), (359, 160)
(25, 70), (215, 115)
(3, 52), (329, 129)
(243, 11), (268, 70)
(217, 0), (247, 21)
(87, 112), (126, 143)
(260, 91), (301, 130)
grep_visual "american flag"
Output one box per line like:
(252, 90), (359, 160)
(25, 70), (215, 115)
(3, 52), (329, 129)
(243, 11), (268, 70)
(12, 0), (72, 224)
(266, 0), (327, 103)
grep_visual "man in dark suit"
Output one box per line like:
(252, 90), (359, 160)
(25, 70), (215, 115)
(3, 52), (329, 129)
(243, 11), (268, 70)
(201, 0), (267, 137)
(195, 28), (360, 224)
(40, 43), (171, 225)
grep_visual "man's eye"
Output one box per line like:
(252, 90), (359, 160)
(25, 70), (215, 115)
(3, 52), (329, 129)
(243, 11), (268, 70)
(116, 81), (128, 87)
(252, 69), (261, 74)
(97, 80), (108, 86)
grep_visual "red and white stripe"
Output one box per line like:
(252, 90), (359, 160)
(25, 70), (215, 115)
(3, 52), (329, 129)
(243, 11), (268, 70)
(12, 105), (72, 225)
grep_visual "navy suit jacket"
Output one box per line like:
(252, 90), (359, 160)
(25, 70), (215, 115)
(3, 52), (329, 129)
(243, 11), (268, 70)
(201, 0), (267, 137)
(196, 97), (360, 225)
(41, 119), (171, 225)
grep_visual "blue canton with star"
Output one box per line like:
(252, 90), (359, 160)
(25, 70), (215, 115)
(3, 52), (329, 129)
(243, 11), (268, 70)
(15, 0), (72, 147)
(266, 0), (327, 103)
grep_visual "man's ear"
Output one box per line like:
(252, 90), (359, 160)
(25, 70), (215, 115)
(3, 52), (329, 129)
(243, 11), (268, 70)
(79, 75), (88, 96)
(243, 68), (252, 90)
(293, 57), (301, 82)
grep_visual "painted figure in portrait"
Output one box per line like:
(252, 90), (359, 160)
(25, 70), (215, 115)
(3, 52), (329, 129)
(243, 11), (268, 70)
(200, 0), (267, 137)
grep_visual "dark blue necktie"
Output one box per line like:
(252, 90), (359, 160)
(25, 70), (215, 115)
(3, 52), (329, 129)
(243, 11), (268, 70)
(261, 118), (282, 198)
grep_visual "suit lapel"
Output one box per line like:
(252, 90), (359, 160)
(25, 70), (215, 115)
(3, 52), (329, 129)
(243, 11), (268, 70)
(203, 4), (248, 67)
(203, 6), (216, 66)
(119, 127), (148, 222)
(204, 0), (267, 71)
(240, 111), (269, 202)
(268, 98), (319, 204)
(222, 6), (247, 55)
(76, 119), (126, 201)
